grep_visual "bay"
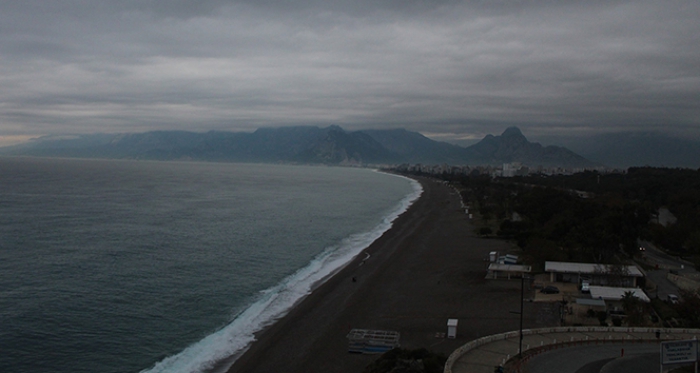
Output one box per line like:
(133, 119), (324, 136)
(0, 157), (420, 373)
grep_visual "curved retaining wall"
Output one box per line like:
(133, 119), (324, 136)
(443, 327), (700, 373)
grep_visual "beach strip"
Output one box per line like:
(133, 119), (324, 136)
(227, 177), (527, 373)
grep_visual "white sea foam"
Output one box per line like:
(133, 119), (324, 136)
(140, 177), (422, 373)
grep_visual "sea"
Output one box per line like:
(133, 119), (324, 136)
(0, 157), (422, 373)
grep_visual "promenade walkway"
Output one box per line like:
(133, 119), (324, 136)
(444, 327), (700, 373)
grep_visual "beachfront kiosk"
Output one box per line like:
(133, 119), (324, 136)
(347, 329), (400, 354)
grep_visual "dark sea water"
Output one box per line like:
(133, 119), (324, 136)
(0, 157), (421, 373)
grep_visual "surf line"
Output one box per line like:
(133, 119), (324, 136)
(359, 252), (371, 266)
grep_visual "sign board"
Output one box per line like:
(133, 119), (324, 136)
(661, 339), (698, 365)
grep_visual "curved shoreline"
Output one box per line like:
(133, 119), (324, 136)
(218, 177), (424, 373)
(195, 175), (422, 373)
(139, 168), (420, 373)
(226, 176), (537, 373)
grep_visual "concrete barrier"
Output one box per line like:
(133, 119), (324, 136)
(668, 273), (700, 292)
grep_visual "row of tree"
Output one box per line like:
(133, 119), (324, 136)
(399, 167), (700, 270)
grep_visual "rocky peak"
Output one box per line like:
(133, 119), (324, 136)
(465, 127), (597, 167)
(501, 127), (524, 138)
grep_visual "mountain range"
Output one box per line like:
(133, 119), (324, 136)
(550, 132), (700, 170)
(2, 126), (600, 168)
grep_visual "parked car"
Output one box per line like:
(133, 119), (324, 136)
(668, 294), (679, 304)
(580, 281), (590, 294)
(541, 286), (560, 294)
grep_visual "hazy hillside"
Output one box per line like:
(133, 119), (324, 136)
(554, 132), (700, 169)
(359, 128), (468, 164)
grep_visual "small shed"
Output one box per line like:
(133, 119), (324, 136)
(489, 251), (498, 262)
(447, 319), (458, 339)
(575, 298), (607, 314)
(347, 329), (400, 354)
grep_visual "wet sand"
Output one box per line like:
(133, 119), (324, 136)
(228, 177), (555, 373)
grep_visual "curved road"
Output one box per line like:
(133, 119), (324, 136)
(447, 328), (700, 373)
(523, 343), (661, 373)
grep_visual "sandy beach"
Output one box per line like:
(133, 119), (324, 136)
(228, 177), (558, 373)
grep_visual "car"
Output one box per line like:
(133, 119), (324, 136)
(580, 282), (590, 294)
(668, 294), (679, 304)
(541, 286), (560, 294)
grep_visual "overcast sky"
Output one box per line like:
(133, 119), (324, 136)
(1, 0), (699, 146)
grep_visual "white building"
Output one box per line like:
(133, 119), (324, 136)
(502, 162), (522, 177)
(545, 261), (645, 287)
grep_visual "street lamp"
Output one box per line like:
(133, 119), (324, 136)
(510, 275), (529, 358)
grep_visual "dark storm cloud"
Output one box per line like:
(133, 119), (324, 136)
(0, 0), (699, 145)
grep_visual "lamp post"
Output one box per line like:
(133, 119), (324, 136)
(510, 275), (528, 358)
(519, 274), (525, 357)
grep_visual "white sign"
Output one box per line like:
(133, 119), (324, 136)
(661, 340), (698, 365)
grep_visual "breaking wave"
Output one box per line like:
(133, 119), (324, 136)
(140, 175), (422, 373)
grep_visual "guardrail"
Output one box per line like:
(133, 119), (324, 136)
(443, 326), (700, 373)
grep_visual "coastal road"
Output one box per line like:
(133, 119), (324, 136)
(646, 270), (679, 301)
(640, 240), (697, 275)
(640, 240), (700, 302)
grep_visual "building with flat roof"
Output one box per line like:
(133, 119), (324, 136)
(588, 286), (650, 302)
(545, 261), (644, 287)
(588, 285), (651, 312)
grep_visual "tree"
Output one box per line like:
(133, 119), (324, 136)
(674, 290), (700, 328)
(591, 264), (630, 287)
(597, 311), (608, 326)
(621, 291), (645, 326)
(606, 264), (631, 287)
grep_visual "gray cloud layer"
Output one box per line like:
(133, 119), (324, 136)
(1, 0), (699, 144)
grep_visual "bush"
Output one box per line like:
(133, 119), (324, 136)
(363, 348), (447, 373)
(597, 311), (608, 326)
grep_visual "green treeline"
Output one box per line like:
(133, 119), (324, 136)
(413, 167), (700, 269)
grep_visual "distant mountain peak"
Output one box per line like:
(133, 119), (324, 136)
(326, 124), (344, 132)
(464, 127), (597, 168)
(502, 127), (524, 137)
